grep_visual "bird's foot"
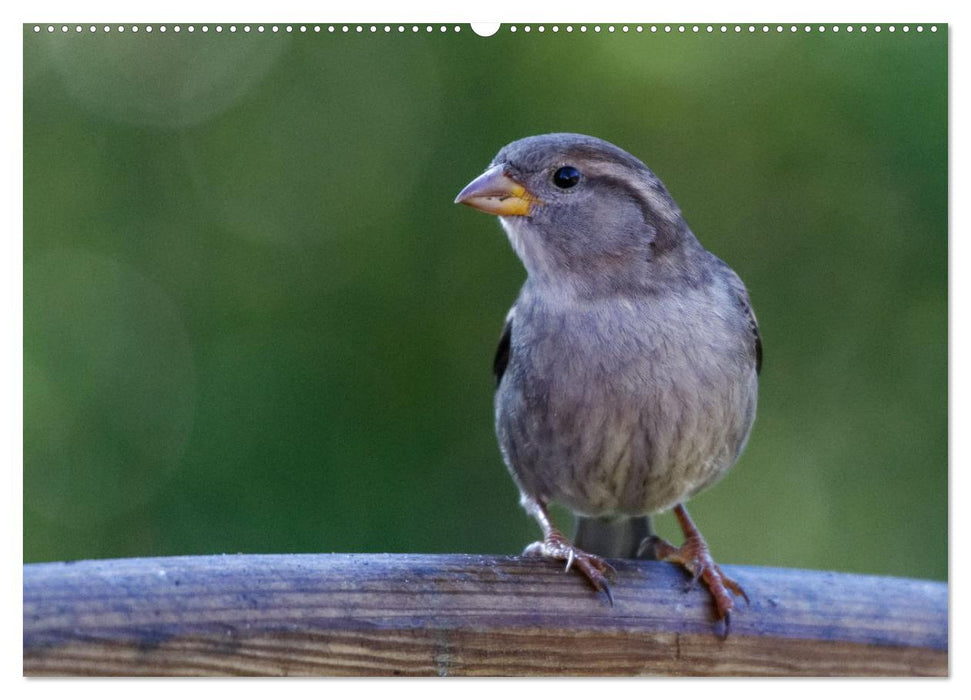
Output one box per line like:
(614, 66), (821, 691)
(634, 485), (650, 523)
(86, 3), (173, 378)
(641, 533), (748, 625)
(523, 531), (616, 605)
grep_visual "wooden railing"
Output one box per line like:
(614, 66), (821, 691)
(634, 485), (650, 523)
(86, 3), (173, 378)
(23, 553), (947, 676)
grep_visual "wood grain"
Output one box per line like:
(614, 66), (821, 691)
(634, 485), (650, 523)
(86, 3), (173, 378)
(23, 553), (947, 676)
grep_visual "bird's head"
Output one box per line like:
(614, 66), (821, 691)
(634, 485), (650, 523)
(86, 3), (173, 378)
(455, 133), (692, 291)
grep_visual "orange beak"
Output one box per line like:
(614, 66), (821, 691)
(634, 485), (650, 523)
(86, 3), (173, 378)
(454, 165), (539, 217)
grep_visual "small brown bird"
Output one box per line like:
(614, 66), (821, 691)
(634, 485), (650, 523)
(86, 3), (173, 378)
(456, 134), (760, 627)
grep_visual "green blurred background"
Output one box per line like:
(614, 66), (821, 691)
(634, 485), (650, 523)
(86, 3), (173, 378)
(23, 24), (946, 581)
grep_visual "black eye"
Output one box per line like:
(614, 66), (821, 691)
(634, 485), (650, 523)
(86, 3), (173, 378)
(552, 166), (581, 189)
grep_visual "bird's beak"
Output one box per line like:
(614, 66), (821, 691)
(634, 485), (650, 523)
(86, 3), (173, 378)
(454, 165), (539, 217)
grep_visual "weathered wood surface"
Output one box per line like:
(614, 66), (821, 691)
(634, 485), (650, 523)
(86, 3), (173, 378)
(23, 553), (947, 676)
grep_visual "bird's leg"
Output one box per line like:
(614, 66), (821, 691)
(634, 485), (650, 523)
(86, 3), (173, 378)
(641, 504), (748, 623)
(520, 495), (615, 604)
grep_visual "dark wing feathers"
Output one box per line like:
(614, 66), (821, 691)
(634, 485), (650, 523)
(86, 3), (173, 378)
(710, 256), (761, 375)
(754, 319), (763, 374)
(741, 289), (762, 375)
(493, 309), (514, 388)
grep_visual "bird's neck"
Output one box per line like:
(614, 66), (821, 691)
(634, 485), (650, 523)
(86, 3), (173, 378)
(502, 214), (706, 302)
(523, 243), (708, 304)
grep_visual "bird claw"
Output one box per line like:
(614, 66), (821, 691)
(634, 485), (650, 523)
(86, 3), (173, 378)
(523, 533), (616, 605)
(720, 610), (731, 640)
(723, 570), (750, 604)
(642, 533), (747, 623)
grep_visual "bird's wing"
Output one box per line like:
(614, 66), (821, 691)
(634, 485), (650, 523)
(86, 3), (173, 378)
(714, 257), (762, 375)
(746, 294), (763, 375)
(493, 306), (515, 387)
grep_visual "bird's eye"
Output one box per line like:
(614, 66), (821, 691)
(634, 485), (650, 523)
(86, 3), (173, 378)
(552, 166), (581, 189)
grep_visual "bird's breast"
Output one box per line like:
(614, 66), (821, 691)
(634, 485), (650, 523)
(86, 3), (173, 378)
(496, 290), (757, 516)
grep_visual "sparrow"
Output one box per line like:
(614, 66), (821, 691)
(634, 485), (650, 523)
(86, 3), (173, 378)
(455, 133), (760, 627)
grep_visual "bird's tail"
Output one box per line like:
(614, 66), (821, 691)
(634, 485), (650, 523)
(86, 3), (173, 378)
(573, 515), (655, 559)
